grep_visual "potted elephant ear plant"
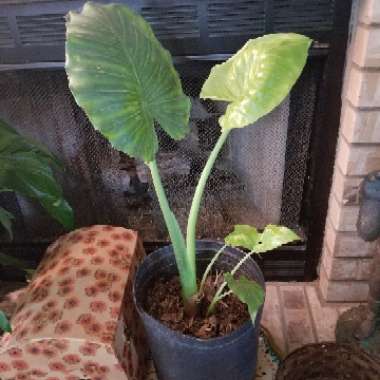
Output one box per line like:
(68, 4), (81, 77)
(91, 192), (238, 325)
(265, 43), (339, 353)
(65, 2), (310, 379)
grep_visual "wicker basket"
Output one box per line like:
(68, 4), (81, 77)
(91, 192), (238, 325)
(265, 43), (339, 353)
(276, 342), (380, 380)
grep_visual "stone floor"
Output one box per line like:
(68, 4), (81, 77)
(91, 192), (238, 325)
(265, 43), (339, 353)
(261, 281), (359, 358)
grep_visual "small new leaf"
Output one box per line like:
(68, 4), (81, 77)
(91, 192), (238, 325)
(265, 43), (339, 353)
(0, 310), (11, 333)
(225, 225), (260, 251)
(225, 273), (264, 325)
(225, 224), (300, 254)
(255, 224), (300, 253)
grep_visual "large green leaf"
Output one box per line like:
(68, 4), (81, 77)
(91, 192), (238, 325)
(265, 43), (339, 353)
(225, 224), (260, 251)
(225, 224), (300, 253)
(0, 310), (11, 333)
(0, 119), (74, 231)
(200, 34), (311, 130)
(0, 207), (14, 239)
(225, 273), (264, 325)
(66, 2), (191, 163)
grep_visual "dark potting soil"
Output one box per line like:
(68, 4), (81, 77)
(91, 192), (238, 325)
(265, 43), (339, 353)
(145, 275), (250, 339)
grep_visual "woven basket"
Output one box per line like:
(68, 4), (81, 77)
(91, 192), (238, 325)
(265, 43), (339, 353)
(276, 342), (380, 380)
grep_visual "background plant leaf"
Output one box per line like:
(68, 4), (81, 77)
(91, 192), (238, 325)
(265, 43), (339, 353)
(0, 310), (11, 333)
(0, 207), (14, 239)
(225, 224), (260, 251)
(66, 2), (191, 163)
(225, 273), (264, 325)
(0, 119), (74, 232)
(200, 33), (311, 130)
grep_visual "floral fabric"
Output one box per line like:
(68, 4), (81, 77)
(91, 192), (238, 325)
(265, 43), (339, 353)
(0, 225), (148, 380)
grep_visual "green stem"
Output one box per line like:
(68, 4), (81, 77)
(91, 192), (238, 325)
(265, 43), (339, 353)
(207, 249), (254, 315)
(199, 244), (226, 295)
(148, 160), (197, 301)
(186, 129), (230, 276)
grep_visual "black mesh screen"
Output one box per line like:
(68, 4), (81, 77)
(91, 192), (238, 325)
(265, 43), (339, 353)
(0, 57), (324, 243)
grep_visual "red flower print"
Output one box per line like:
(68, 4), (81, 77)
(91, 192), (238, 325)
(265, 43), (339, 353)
(83, 246), (97, 255)
(57, 285), (74, 296)
(108, 290), (122, 302)
(40, 276), (53, 287)
(26, 344), (41, 355)
(42, 300), (57, 311)
(52, 339), (69, 351)
(110, 306), (121, 318)
(0, 361), (10, 372)
(8, 347), (22, 357)
(76, 267), (91, 278)
(31, 286), (49, 303)
(58, 266), (70, 276)
(91, 256), (104, 265)
(32, 311), (44, 322)
(95, 280), (111, 292)
(71, 258), (84, 267)
(102, 225), (114, 231)
(42, 347), (57, 359)
(90, 300), (107, 313)
(12, 359), (29, 370)
(109, 258), (122, 268)
(79, 342), (100, 356)
(31, 323), (44, 334)
(47, 261), (58, 271)
(115, 243), (125, 252)
(62, 353), (81, 365)
(83, 360), (99, 375)
(94, 269), (108, 280)
(97, 239), (110, 247)
(65, 376), (80, 380)
(54, 320), (72, 335)
(83, 235), (96, 244)
(48, 310), (62, 322)
(46, 377), (60, 380)
(77, 313), (93, 325)
(87, 322), (102, 335)
(85, 285), (98, 297)
(109, 272), (121, 282)
(105, 320), (117, 332)
(101, 332), (114, 343)
(48, 361), (66, 372)
(61, 249), (71, 257)
(111, 232), (121, 240)
(15, 374), (29, 380)
(68, 232), (83, 243)
(122, 230), (134, 240)
(30, 369), (47, 377)
(99, 365), (110, 374)
(64, 296), (80, 309)
(18, 327), (29, 339)
(58, 277), (74, 287)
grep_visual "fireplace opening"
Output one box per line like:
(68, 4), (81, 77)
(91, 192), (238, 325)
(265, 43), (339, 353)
(0, 0), (353, 280)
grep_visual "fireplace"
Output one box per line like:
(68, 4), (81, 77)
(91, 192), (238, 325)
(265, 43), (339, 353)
(0, 0), (353, 280)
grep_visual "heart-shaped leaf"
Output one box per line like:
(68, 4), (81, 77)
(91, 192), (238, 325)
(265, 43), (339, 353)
(0, 119), (74, 230)
(200, 33), (311, 130)
(66, 2), (191, 163)
(225, 273), (264, 326)
(225, 224), (260, 251)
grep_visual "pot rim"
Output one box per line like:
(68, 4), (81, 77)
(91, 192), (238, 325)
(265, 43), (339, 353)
(133, 239), (266, 347)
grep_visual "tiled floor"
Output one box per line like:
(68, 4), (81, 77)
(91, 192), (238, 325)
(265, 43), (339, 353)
(261, 281), (359, 358)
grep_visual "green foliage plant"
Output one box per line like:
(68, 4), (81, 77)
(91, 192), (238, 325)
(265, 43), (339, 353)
(65, 2), (311, 313)
(0, 119), (74, 332)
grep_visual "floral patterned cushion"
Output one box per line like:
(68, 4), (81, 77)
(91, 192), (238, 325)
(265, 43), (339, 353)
(0, 225), (148, 380)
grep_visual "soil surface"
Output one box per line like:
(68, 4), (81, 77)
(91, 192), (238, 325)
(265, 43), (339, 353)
(145, 275), (250, 339)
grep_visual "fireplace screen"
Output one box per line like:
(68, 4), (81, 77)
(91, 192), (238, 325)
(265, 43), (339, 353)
(0, 59), (320, 244)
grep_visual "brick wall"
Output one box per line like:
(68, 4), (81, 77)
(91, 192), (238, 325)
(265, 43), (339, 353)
(319, 0), (380, 302)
